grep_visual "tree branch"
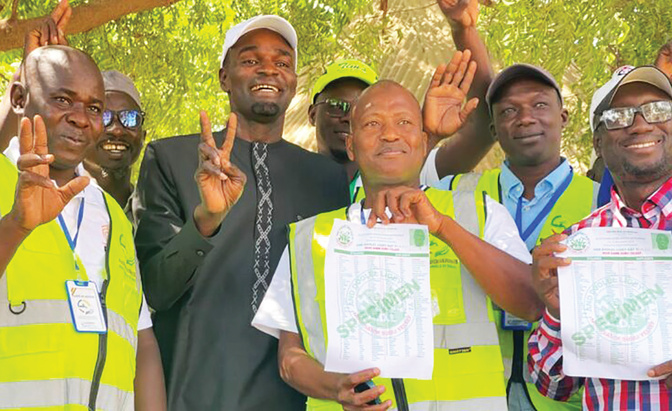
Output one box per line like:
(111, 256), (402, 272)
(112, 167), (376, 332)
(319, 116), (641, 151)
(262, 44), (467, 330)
(0, 0), (183, 51)
(10, 0), (18, 20)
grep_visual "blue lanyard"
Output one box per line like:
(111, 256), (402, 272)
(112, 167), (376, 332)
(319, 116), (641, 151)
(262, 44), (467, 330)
(359, 200), (367, 225)
(514, 172), (573, 243)
(57, 199), (85, 270)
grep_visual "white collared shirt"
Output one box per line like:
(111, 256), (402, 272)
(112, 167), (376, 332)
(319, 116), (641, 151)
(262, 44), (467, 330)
(4, 137), (151, 330)
(252, 195), (531, 338)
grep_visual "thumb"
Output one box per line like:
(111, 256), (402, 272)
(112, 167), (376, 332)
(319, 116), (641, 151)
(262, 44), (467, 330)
(460, 97), (479, 121)
(58, 176), (90, 203)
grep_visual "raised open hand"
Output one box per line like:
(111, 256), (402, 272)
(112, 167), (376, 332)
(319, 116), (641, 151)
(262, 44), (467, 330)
(423, 50), (479, 140)
(193, 111), (247, 236)
(24, 0), (72, 57)
(437, 0), (479, 27)
(10, 115), (89, 233)
(655, 39), (672, 80)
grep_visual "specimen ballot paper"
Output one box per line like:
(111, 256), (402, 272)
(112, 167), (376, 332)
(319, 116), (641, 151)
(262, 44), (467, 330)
(558, 227), (672, 380)
(323, 219), (434, 379)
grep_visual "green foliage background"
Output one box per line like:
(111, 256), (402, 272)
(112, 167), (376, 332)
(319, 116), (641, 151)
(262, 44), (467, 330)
(1, 0), (671, 170)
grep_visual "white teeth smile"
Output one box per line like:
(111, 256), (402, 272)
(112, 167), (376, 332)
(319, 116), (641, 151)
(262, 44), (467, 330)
(102, 143), (129, 152)
(627, 141), (659, 149)
(251, 84), (279, 92)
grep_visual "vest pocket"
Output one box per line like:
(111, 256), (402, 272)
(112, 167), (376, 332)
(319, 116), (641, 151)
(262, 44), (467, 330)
(0, 323), (66, 359)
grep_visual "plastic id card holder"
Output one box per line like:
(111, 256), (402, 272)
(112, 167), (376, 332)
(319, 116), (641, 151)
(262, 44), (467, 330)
(65, 280), (107, 333)
(501, 309), (532, 331)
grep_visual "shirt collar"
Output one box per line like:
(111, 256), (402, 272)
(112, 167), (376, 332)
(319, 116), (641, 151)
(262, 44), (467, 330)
(610, 175), (672, 219)
(500, 158), (572, 200)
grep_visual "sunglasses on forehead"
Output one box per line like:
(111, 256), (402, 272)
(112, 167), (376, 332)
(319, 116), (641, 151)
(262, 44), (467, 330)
(102, 109), (145, 130)
(314, 98), (351, 118)
(598, 100), (672, 130)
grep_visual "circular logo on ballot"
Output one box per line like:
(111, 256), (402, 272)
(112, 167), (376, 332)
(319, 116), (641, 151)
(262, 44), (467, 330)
(343, 269), (416, 338)
(580, 276), (660, 344)
(567, 231), (590, 252)
(336, 225), (354, 247)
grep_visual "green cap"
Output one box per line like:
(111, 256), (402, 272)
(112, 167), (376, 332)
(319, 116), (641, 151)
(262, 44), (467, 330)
(311, 59), (378, 103)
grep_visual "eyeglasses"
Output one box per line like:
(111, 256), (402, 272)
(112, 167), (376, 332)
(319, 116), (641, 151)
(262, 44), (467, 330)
(598, 100), (672, 130)
(314, 98), (351, 118)
(102, 109), (145, 130)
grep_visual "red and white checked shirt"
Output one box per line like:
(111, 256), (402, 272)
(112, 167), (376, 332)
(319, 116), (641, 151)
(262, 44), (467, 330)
(528, 176), (672, 410)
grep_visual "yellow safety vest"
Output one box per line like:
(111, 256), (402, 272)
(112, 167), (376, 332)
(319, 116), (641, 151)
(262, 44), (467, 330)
(450, 169), (598, 411)
(289, 187), (507, 410)
(0, 154), (142, 410)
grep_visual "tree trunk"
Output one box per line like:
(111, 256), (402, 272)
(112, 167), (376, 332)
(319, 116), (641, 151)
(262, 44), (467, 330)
(0, 0), (183, 51)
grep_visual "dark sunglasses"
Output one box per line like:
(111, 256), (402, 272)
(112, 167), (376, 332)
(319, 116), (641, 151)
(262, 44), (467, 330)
(314, 98), (351, 118)
(598, 101), (672, 130)
(102, 109), (145, 130)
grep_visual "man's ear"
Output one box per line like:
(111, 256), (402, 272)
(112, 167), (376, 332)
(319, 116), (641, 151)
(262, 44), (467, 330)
(346, 133), (356, 162)
(308, 103), (317, 126)
(489, 122), (498, 143)
(219, 67), (230, 93)
(10, 82), (27, 117)
(593, 128), (602, 156)
(560, 108), (569, 128)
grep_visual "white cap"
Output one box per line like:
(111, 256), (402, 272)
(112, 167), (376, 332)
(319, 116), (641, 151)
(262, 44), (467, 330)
(102, 70), (142, 108)
(589, 66), (635, 131)
(220, 15), (298, 70)
(590, 65), (672, 131)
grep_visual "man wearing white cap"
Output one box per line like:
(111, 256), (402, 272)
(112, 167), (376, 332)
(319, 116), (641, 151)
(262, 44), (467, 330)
(83, 70), (146, 209)
(529, 65), (672, 409)
(133, 15), (349, 410)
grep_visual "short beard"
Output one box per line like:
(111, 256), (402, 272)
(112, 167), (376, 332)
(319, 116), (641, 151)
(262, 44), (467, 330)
(622, 157), (671, 180)
(251, 102), (280, 117)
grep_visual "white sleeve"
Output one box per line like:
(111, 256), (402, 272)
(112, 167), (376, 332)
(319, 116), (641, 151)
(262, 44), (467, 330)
(252, 246), (299, 338)
(419, 147), (440, 187)
(482, 195), (532, 264)
(138, 293), (153, 330)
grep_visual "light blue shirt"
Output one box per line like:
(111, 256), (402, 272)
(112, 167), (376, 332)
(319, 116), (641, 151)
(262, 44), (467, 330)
(433, 158), (572, 250)
(500, 158), (572, 250)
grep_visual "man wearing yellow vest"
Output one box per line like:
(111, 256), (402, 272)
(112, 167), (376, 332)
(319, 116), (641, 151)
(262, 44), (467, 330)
(419, 3), (598, 410)
(252, 79), (542, 410)
(0, 45), (165, 410)
(432, 64), (598, 411)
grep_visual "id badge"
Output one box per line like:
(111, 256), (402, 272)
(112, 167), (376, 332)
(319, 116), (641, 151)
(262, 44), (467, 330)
(501, 309), (532, 331)
(65, 280), (107, 333)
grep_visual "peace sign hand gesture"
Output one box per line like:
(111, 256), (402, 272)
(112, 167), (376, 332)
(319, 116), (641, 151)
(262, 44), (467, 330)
(24, 0), (72, 57)
(423, 50), (479, 140)
(193, 111), (247, 237)
(9, 115), (89, 234)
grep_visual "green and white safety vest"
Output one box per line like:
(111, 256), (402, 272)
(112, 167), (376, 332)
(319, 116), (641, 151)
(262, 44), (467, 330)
(449, 169), (598, 411)
(289, 187), (507, 410)
(0, 154), (142, 410)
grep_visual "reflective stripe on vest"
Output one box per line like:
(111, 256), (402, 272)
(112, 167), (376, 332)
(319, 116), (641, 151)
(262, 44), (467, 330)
(451, 169), (594, 411)
(396, 396), (509, 410)
(0, 297), (137, 348)
(289, 214), (327, 364)
(0, 378), (133, 410)
(289, 188), (506, 410)
(0, 154), (141, 409)
(452, 190), (496, 342)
